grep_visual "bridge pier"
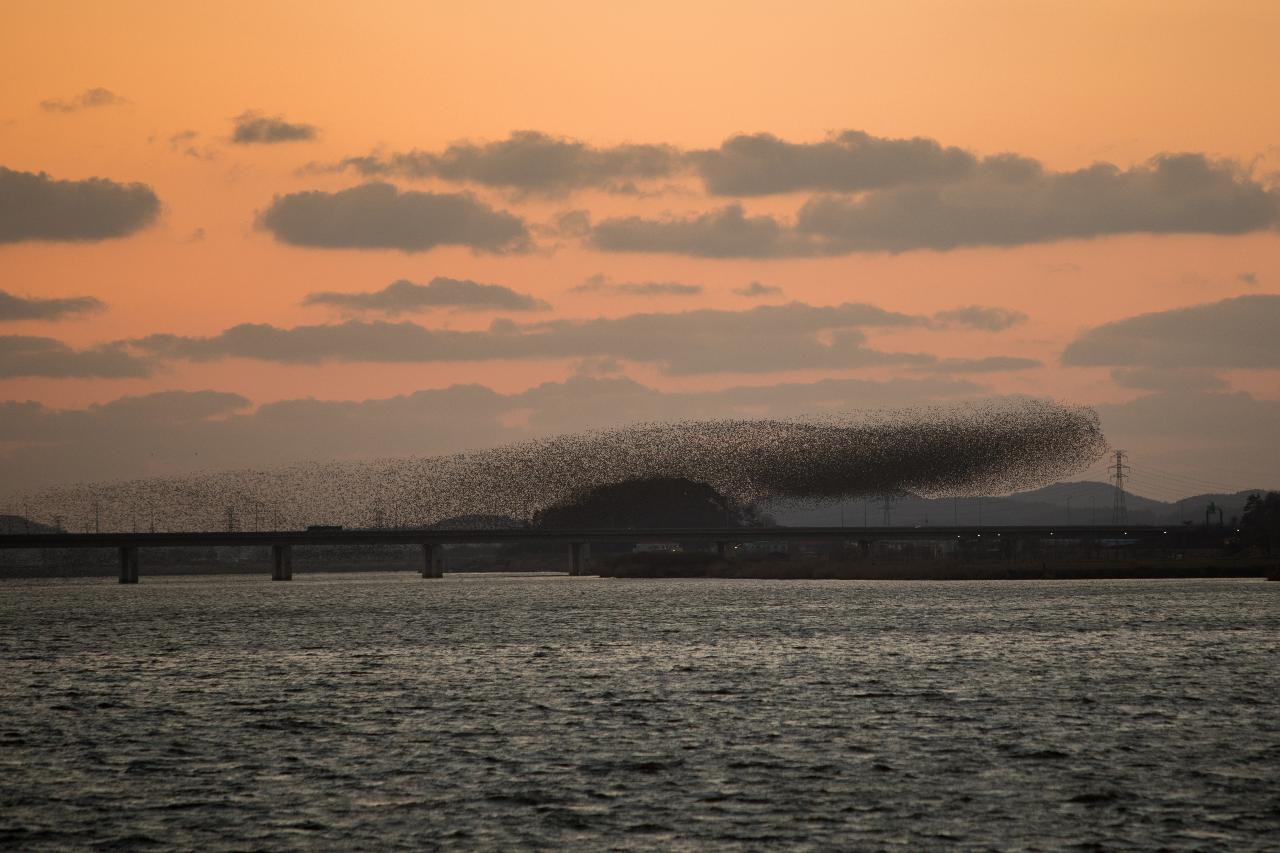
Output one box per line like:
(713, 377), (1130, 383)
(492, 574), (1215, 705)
(570, 541), (589, 576)
(118, 546), (139, 584)
(271, 544), (293, 581)
(421, 543), (443, 578)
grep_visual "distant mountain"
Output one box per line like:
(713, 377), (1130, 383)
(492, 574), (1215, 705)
(0, 515), (60, 535)
(767, 482), (1273, 528)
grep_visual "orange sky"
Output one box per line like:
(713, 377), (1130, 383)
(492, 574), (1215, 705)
(2, 0), (1278, 496)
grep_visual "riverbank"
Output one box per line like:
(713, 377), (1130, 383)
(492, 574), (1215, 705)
(2, 555), (1274, 581)
(600, 555), (1277, 581)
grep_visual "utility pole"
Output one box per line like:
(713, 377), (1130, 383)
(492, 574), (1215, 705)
(1110, 450), (1130, 525)
(226, 505), (236, 533)
(881, 494), (894, 526)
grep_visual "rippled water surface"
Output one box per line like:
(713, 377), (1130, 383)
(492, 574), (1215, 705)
(1, 574), (1277, 850)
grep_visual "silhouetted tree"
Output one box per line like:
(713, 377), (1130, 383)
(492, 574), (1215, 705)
(1240, 492), (1280, 556)
(533, 477), (764, 529)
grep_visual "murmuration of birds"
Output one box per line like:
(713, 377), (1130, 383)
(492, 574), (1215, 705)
(21, 400), (1106, 532)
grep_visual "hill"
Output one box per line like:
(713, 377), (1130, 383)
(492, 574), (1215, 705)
(768, 482), (1271, 528)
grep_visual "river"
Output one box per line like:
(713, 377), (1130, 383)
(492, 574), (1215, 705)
(1, 574), (1276, 849)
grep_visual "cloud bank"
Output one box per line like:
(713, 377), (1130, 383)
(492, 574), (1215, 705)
(258, 183), (529, 253)
(326, 130), (681, 195)
(0, 290), (106, 322)
(132, 302), (1038, 376)
(0, 167), (160, 243)
(1062, 294), (1280, 368)
(304, 277), (549, 314)
(571, 274), (703, 296)
(588, 154), (1280, 256)
(0, 336), (152, 378)
(691, 130), (976, 195)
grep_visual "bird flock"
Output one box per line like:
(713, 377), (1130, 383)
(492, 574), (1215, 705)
(23, 400), (1106, 532)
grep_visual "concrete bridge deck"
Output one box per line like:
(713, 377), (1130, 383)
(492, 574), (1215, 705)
(0, 525), (1174, 583)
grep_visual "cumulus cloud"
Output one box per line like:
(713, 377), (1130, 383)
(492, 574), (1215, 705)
(231, 111), (317, 144)
(0, 336), (152, 378)
(570, 273), (702, 296)
(257, 182), (529, 253)
(323, 131), (681, 195)
(589, 204), (799, 258)
(734, 281), (783, 298)
(39, 87), (127, 113)
(1061, 294), (1280, 368)
(588, 153), (1280, 256)
(0, 376), (981, 490)
(0, 166), (160, 243)
(795, 153), (1279, 253)
(304, 277), (549, 314)
(691, 130), (976, 196)
(932, 305), (1028, 331)
(0, 290), (106, 322)
(130, 301), (1038, 376)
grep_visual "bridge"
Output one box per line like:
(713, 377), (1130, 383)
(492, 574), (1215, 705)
(0, 525), (1174, 583)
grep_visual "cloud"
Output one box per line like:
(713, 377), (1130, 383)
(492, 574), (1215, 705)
(1110, 367), (1228, 393)
(0, 376), (981, 491)
(1094, 390), (1280, 489)
(691, 130), (976, 195)
(130, 301), (1037, 376)
(304, 277), (549, 314)
(231, 111), (317, 144)
(0, 336), (153, 378)
(168, 130), (216, 161)
(320, 130), (681, 195)
(588, 153), (1280, 256)
(920, 356), (1042, 373)
(0, 290), (106, 322)
(39, 88), (127, 113)
(1061, 294), (1280, 368)
(932, 305), (1028, 331)
(570, 273), (702, 296)
(257, 182), (529, 253)
(551, 209), (592, 237)
(795, 153), (1279, 253)
(734, 281), (783, 298)
(588, 204), (799, 258)
(0, 166), (160, 243)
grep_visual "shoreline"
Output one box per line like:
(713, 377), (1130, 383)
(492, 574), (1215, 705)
(2, 557), (1275, 582)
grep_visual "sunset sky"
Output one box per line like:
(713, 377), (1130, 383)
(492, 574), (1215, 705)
(2, 0), (1278, 501)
